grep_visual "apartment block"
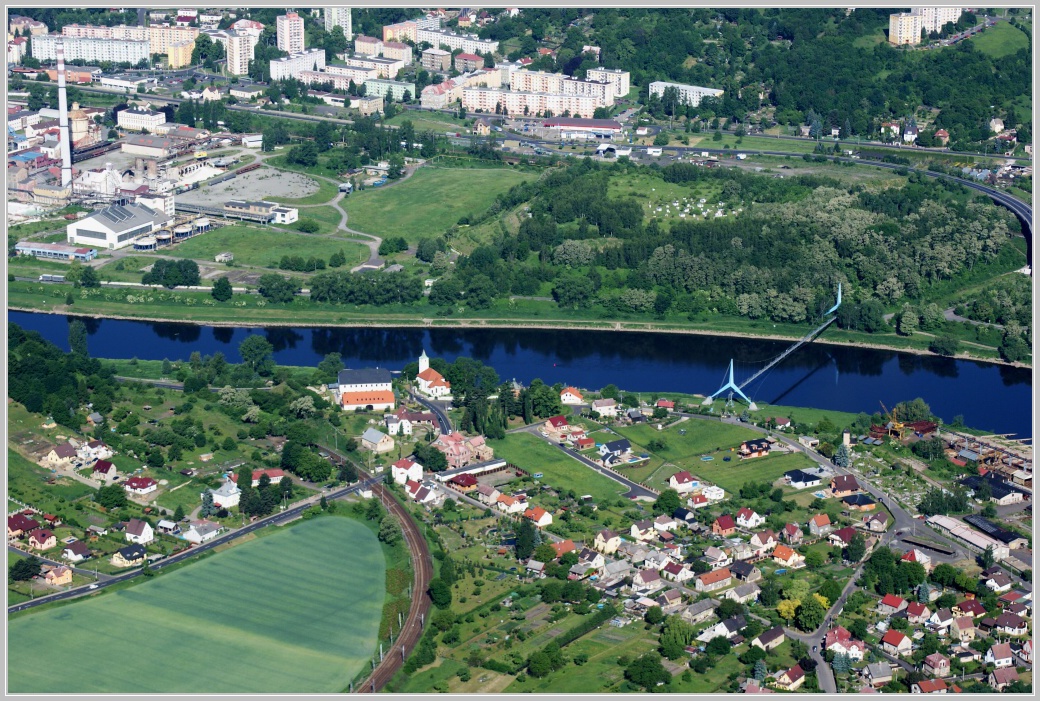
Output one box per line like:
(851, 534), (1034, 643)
(648, 81), (724, 107)
(889, 7), (963, 45)
(354, 35), (383, 56)
(338, 55), (404, 80)
(587, 68), (631, 98)
(415, 27), (498, 55)
(225, 32), (254, 76)
(305, 64), (376, 88)
(117, 108), (166, 132)
(421, 47), (451, 71)
(381, 41), (412, 65)
(270, 48), (327, 81)
(167, 40), (193, 69)
(510, 70), (615, 106)
(420, 69), (501, 109)
(363, 78), (416, 102)
(60, 23), (198, 57)
(383, 20), (416, 43)
(33, 34), (150, 65)
(462, 87), (599, 119)
(325, 6), (352, 40)
(276, 12), (305, 54)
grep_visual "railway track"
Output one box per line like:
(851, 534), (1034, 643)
(317, 444), (434, 691)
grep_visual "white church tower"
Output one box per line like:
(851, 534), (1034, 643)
(418, 349), (430, 374)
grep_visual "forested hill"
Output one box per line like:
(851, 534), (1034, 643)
(473, 8), (1030, 150)
(428, 159), (1026, 349)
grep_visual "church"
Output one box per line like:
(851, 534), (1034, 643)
(415, 350), (451, 398)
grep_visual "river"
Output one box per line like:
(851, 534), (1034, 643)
(8, 311), (1032, 438)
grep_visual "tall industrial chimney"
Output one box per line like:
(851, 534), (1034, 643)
(56, 41), (74, 187)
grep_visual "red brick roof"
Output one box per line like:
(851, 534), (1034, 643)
(881, 629), (908, 647)
(697, 567), (731, 585)
(714, 515), (735, 530)
(880, 594), (906, 609)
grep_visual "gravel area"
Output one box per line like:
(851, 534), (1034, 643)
(178, 166), (320, 205)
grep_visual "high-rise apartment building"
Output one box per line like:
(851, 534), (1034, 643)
(276, 12), (305, 54)
(325, 7), (352, 40)
(888, 7), (964, 45)
(648, 81), (724, 108)
(226, 32), (254, 76)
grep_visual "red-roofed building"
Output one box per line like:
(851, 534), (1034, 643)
(449, 474), (478, 492)
(907, 601), (931, 624)
(560, 386), (584, 405)
(8, 514), (41, 538)
(774, 665), (805, 691)
(233, 468), (288, 488)
(694, 567), (732, 593)
(911, 679), (949, 694)
(524, 506), (552, 528)
(878, 594), (908, 616)
(550, 539), (576, 559)
(656, 399), (675, 410)
(124, 476), (158, 495)
(713, 515), (736, 536)
(880, 629), (912, 656)
(28, 529), (57, 551)
(454, 52), (484, 72)
(668, 470), (696, 493)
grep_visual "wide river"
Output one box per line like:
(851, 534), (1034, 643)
(8, 311), (1033, 438)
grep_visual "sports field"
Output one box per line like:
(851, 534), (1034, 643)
(342, 165), (534, 243)
(161, 225), (367, 269)
(9, 517), (385, 694)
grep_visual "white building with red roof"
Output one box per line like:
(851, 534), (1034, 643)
(560, 386), (584, 405)
(124, 476), (158, 495)
(391, 457), (423, 485)
(415, 350), (451, 398)
(668, 470), (697, 493)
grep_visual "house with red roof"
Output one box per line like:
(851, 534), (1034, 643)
(495, 493), (526, 514)
(954, 599), (987, 618)
(92, 459), (118, 480)
(808, 513), (832, 536)
(878, 594), (908, 616)
(829, 526), (859, 548)
(694, 567), (732, 593)
(669, 470), (697, 493)
(655, 398), (675, 410)
(782, 523), (803, 544)
(906, 601), (932, 624)
(124, 476), (158, 495)
(922, 653), (950, 677)
(736, 507), (765, 529)
(901, 548), (932, 571)
(771, 544), (805, 568)
(774, 665), (805, 691)
(233, 468), (287, 487)
(543, 414), (570, 437)
(449, 474), (479, 492)
(28, 529), (56, 551)
(988, 667), (1019, 692)
(560, 387), (584, 405)
(712, 515), (736, 536)
(881, 629), (912, 656)
(524, 506), (553, 528)
(549, 539), (576, 559)
(391, 457), (422, 485)
(911, 679), (949, 694)
(7, 514), (41, 539)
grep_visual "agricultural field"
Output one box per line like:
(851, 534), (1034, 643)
(342, 165), (535, 244)
(8, 516), (385, 694)
(489, 432), (629, 503)
(159, 225), (367, 270)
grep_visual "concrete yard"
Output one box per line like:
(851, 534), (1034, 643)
(178, 166), (320, 205)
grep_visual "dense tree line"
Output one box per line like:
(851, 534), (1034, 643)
(142, 260), (200, 289)
(308, 270), (424, 306)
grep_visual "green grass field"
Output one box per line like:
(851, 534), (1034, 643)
(970, 21), (1029, 58)
(490, 432), (628, 502)
(694, 451), (819, 494)
(160, 225), (367, 269)
(8, 517), (385, 694)
(342, 165), (534, 243)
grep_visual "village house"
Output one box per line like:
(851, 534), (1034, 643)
(906, 601), (932, 625)
(772, 416), (792, 430)
(124, 518), (154, 545)
(124, 476), (158, 495)
(729, 541), (755, 562)
(183, 519), (224, 544)
(391, 457), (423, 485)
(986, 642), (1015, 668)
(661, 561), (694, 584)
(724, 582), (761, 604)
(773, 665), (805, 691)
(593, 528), (621, 554)
(111, 544), (147, 568)
(730, 560), (762, 583)
(62, 540), (91, 563)
(431, 432), (492, 468)
(697, 615), (746, 643)
(631, 519), (656, 542)
(361, 428), (395, 453)
(808, 513), (832, 536)
(862, 513), (888, 532)
(954, 599), (987, 619)
(989, 668), (1020, 692)
(405, 480), (441, 507)
(43, 443), (78, 468)
(694, 567), (732, 593)
(749, 529), (777, 556)
(786, 469), (821, 490)
(656, 589), (684, 613)
(591, 398), (618, 417)
(863, 662), (893, 688)
(702, 545), (732, 570)
(474, 483), (501, 505)
(560, 386), (584, 405)
(92, 459), (118, 481)
(902, 548), (933, 572)
(28, 529), (56, 551)
(842, 494), (877, 511)
(994, 612), (1028, 637)
(548, 539), (576, 560)
(752, 626), (786, 651)
(928, 608), (954, 635)
(156, 519), (180, 535)
(782, 523), (803, 544)
(44, 564), (73, 586)
(771, 544), (805, 568)
(701, 484), (726, 503)
(655, 399), (675, 411)
(829, 526), (859, 549)
(206, 479), (241, 509)
(577, 547), (605, 571)
(831, 474), (860, 498)
(653, 514), (677, 532)
(448, 474), (479, 493)
(984, 570), (1013, 593)
(952, 616), (976, 642)
(826, 627), (867, 661)
(544, 414), (569, 437)
(739, 438), (770, 459)
(877, 593), (909, 616)
(910, 679), (949, 694)
(880, 629), (912, 656)
(526, 560), (545, 578)
(681, 598), (720, 625)
(77, 440), (113, 462)
(599, 439), (632, 465)
(7, 514), (41, 539)
(495, 493), (526, 514)
(602, 559), (632, 584)
(524, 506), (553, 528)
(736, 507), (765, 529)
(669, 470), (697, 493)
(632, 568), (664, 594)
(922, 652), (951, 678)
(1013, 640), (1032, 666)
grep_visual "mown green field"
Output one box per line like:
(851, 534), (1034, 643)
(342, 165), (534, 243)
(8, 517), (385, 694)
(970, 20), (1029, 58)
(489, 432), (628, 502)
(160, 225), (367, 269)
(695, 451), (819, 494)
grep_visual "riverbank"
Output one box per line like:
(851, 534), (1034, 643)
(9, 302), (1029, 370)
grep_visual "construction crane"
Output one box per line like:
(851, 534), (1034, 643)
(880, 401), (905, 439)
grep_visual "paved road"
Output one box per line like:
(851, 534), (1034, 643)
(7, 545), (115, 582)
(8, 478), (380, 614)
(407, 389), (453, 435)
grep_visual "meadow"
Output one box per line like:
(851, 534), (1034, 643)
(8, 517), (385, 694)
(160, 225), (367, 269)
(489, 432), (629, 503)
(969, 20), (1029, 58)
(342, 165), (534, 243)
